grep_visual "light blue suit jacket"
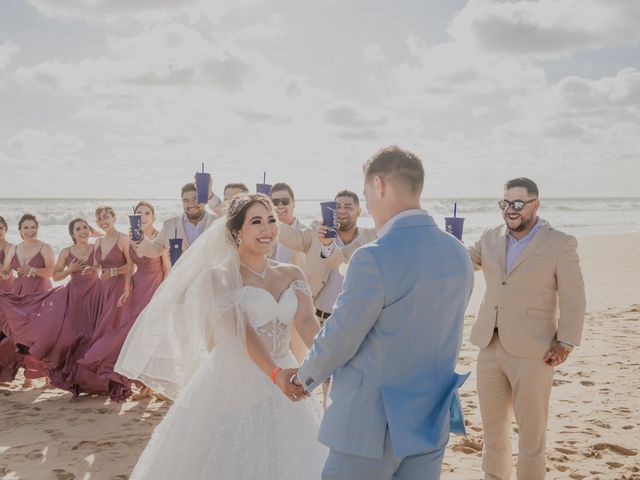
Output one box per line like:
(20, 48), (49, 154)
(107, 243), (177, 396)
(297, 212), (474, 459)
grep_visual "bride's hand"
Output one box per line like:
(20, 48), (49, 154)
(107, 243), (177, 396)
(275, 368), (309, 402)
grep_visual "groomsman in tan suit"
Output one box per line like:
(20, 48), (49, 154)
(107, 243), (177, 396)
(278, 190), (376, 325)
(134, 182), (219, 257)
(468, 177), (586, 480)
(270, 182), (307, 267)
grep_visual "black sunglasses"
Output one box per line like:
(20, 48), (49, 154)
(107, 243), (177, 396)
(498, 198), (536, 212)
(272, 198), (291, 207)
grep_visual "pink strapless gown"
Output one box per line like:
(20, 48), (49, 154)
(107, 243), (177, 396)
(75, 241), (128, 392)
(0, 250), (51, 381)
(0, 248), (108, 394)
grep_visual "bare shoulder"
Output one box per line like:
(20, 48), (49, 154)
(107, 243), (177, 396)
(270, 260), (305, 282)
(118, 232), (131, 246)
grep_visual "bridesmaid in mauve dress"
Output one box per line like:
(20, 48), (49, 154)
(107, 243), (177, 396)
(0, 218), (108, 397)
(75, 206), (133, 392)
(0, 216), (17, 382)
(84, 201), (170, 401)
(0, 216), (15, 291)
(0, 214), (54, 386)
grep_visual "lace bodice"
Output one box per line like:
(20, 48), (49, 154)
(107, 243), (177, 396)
(236, 280), (311, 360)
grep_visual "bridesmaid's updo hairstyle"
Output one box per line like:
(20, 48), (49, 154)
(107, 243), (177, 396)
(0, 216), (7, 230)
(18, 213), (39, 238)
(226, 194), (276, 244)
(134, 201), (155, 216)
(95, 205), (116, 219)
(68, 218), (90, 243)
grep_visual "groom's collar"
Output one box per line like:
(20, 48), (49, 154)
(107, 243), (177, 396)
(377, 209), (430, 238)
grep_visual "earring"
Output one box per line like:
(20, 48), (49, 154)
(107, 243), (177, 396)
(236, 237), (243, 245)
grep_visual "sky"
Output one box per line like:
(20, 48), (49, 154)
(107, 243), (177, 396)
(0, 0), (639, 199)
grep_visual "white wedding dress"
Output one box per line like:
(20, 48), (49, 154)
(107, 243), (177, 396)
(128, 280), (327, 479)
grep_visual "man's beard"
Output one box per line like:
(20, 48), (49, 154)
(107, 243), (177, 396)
(506, 214), (533, 233)
(186, 209), (205, 221)
(338, 220), (354, 232)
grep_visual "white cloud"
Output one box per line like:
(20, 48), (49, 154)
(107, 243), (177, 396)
(502, 68), (640, 138)
(449, 0), (640, 58)
(388, 37), (547, 110)
(0, 40), (19, 70)
(25, 0), (264, 23)
(7, 129), (85, 155)
(230, 14), (285, 43)
(5, 129), (86, 172)
(363, 44), (384, 64)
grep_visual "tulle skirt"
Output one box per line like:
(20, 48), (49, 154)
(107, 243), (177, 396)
(129, 344), (327, 479)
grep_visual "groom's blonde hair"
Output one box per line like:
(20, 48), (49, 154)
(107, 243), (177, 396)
(363, 145), (424, 195)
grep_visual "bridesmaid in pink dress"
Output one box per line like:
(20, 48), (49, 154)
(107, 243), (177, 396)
(75, 206), (133, 391)
(0, 216), (15, 291)
(0, 218), (109, 396)
(82, 201), (169, 401)
(0, 216), (17, 382)
(0, 214), (54, 386)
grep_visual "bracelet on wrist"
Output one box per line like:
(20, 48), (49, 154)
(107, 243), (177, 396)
(557, 341), (574, 353)
(270, 367), (282, 384)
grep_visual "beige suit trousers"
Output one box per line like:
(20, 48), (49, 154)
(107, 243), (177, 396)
(477, 333), (554, 480)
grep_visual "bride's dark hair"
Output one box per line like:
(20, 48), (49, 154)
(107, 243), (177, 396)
(226, 194), (276, 242)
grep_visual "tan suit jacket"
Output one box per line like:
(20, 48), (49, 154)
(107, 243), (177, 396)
(269, 218), (306, 267)
(468, 221), (586, 359)
(278, 220), (377, 298)
(135, 210), (219, 257)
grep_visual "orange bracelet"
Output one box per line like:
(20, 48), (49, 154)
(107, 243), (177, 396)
(270, 367), (282, 384)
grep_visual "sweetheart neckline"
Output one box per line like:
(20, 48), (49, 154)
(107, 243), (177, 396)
(241, 283), (298, 304)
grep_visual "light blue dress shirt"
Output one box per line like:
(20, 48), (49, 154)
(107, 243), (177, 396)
(505, 218), (542, 273)
(183, 212), (209, 246)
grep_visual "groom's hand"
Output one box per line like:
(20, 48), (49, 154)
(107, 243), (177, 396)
(275, 368), (309, 402)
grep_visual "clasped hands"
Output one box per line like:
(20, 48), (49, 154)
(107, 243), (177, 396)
(273, 368), (309, 402)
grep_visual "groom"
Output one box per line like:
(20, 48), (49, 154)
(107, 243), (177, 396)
(289, 146), (474, 479)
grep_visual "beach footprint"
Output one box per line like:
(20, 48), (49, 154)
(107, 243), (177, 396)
(52, 469), (75, 480)
(452, 438), (483, 455)
(26, 449), (44, 460)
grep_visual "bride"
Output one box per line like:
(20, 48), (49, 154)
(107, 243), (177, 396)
(115, 194), (327, 479)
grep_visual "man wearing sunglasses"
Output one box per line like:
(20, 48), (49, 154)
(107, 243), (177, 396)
(468, 177), (586, 480)
(270, 182), (307, 268)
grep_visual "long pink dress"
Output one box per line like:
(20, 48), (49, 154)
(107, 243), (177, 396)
(75, 239), (128, 393)
(0, 249), (14, 291)
(0, 248), (18, 381)
(0, 248), (107, 394)
(5, 248), (51, 380)
(83, 245), (165, 401)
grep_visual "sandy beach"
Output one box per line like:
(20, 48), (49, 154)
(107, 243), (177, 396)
(1, 233), (639, 480)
